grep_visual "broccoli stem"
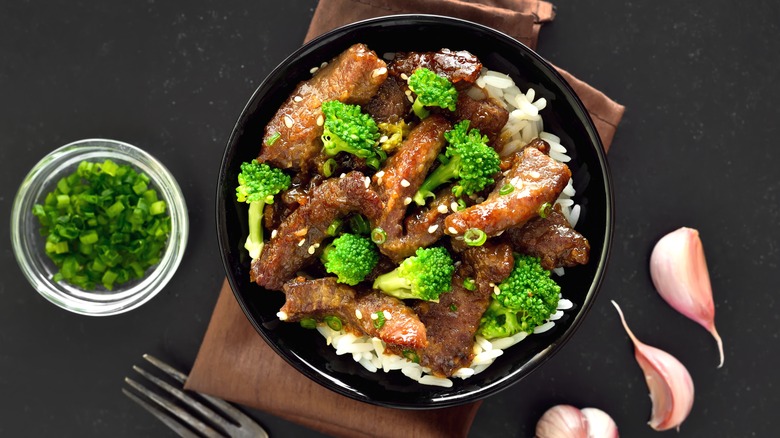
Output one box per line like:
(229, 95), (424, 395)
(245, 200), (265, 260)
(373, 270), (413, 298)
(412, 99), (430, 119)
(413, 155), (461, 205)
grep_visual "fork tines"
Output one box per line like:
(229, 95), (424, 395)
(123, 354), (267, 438)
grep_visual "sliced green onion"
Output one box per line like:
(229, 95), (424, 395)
(326, 219), (343, 237)
(324, 316), (343, 331)
(538, 202), (552, 218)
(449, 304), (458, 312)
(267, 131), (281, 146)
(451, 185), (464, 197)
(456, 198), (467, 211)
(300, 318), (317, 329)
(499, 183), (514, 196)
(79, 230), (99, 245)
(463, 277), (477, 291)
(150, 200), (167, 216)
(371, 227), (387, 244)
(464, 228), (487, 246)
(322, 158), (337, 177)
(373, 312), (386, 329)
(402, 350), (420, 364)
(349, 214), (371, 235)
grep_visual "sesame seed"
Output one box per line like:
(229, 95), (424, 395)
(293, 95), (303, 102)
(320, 61), (328, 68)
(404, 89), (412, 96)
(448, 226), (458, 235)
(375, 171), (385, 178)
(355, 309), (363, 319)
(450, 202), (459, 212)
(298, 239), (306, 247)
(339, 173), (346, 178)
(284, 115), (294, 128)
(383, 310), (392, 320)
(277, 311), (288, 321)
(364, 176), (371, 188)
(309, 66), (319, 74)
(379, 135), (389, 143)
(370, 312), (379, 320)
(428, 224), (439, 234)
(313, 243), (320, 248)
(271, 229), (278, 239)
(400, 73), (408, 80)
(489, 282), (495, 287)
(307, 245), (316, 255)
(407, 95), (414, 103)
(372, 67), (387, 77)
(493, 285), (501, 295)
(316, 114), (324, 126)
(404, 197), (412, 205)
(529, 170), (541, 179)
(400, 179), (410, 187)
(437, 204), (448, 214)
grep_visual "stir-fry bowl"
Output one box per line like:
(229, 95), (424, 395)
(216, 14), (613, 408)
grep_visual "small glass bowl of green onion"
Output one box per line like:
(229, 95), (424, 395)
(11, 139), (188, 316)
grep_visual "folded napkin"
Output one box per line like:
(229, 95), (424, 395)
(186, 1), (624, 437)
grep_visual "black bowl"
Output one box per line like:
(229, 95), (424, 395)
(216, 14), (613, 409)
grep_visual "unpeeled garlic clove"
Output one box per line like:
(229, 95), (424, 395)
(581, 407), (619, 438)
(612, 301), (694, 431)
(535, 404), (589, 438)
(650, 226), (724, 367)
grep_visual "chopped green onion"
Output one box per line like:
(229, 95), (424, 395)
(322, 158), (337, 177)
(79, 230), (99, 245)
(449, 304), (458, 312)
(538, 202), (552, 218)
(371, 227), (387, 244)
(267, 131), (282, 145)
(373, 312), (386, 329)
(324, 316), (343, 331)
(463, 277), (477, 291)
(402, 350), (420, 364)
(326, 219), (343, 237)
(300, 318), (317, 329)
(349, 214), (371, 236)
(499, 183), (515, 195)
(457, 198), (467, 211)
(464, 228), (487, 246)
(150, 200), (167, 216)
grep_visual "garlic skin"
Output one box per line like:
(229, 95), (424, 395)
(650, 226), (724, 367)
(535, 405), (588, 438)
(612, 301), (694, 431)
(581, 407), (619, 438)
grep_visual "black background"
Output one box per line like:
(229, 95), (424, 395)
(1, 1), (777, 436)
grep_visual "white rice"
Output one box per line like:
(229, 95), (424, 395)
(311, 66), (582, 386)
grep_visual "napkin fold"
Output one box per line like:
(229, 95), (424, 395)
(186, 1), (624, 437)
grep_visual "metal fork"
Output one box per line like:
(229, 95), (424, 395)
(123, 354), (268, 438)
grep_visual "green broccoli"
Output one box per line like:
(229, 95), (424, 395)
(406, 67), (458, 119)
(373, 246), (455, 302)
(413, 120), (501, 205)
(321, 233), (379, 286)
(478, 254), (561, 339)
(320, 100), (384, 169)
(236, 160), (291, 260)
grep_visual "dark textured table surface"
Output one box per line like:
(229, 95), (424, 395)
(2, 1), (777, 436)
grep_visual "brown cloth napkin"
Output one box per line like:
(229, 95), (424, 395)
(186, 1), (625, 437)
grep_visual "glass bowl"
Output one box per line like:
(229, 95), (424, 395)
(11, 139), (189, 316)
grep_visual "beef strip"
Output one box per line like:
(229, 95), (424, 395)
(453, 93), (509, 145)
(258, 44), (388, 172)
(505, 204), (590, 269)
(280, 277), (428, 349)
(389, 49), (482, 91)
(363, 76), (411, 124)
(251, 171), (383, 290)
(445, 146), (571, 237)
(371, 115), (452, 262)
(390, 243), (515, 377)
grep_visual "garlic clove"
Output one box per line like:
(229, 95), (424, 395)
(535, 404), (589, 438)
(612, 301), (694, 431)
(581, 407), (619, 438)
(650, 226), (724, 367)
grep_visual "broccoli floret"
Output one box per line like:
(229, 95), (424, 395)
(478, 254), (561, 339)
(406, 68), (458, 119)
(413, 120), (501, 205)
(321, 233), (379, 286)
(320, 100), (384, 169)
(236, 160), (291, 260)
(377, 120), (410, 153)
(373, 246), (455, 302)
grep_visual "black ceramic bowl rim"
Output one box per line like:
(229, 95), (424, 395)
(216, 14), (613, 409)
